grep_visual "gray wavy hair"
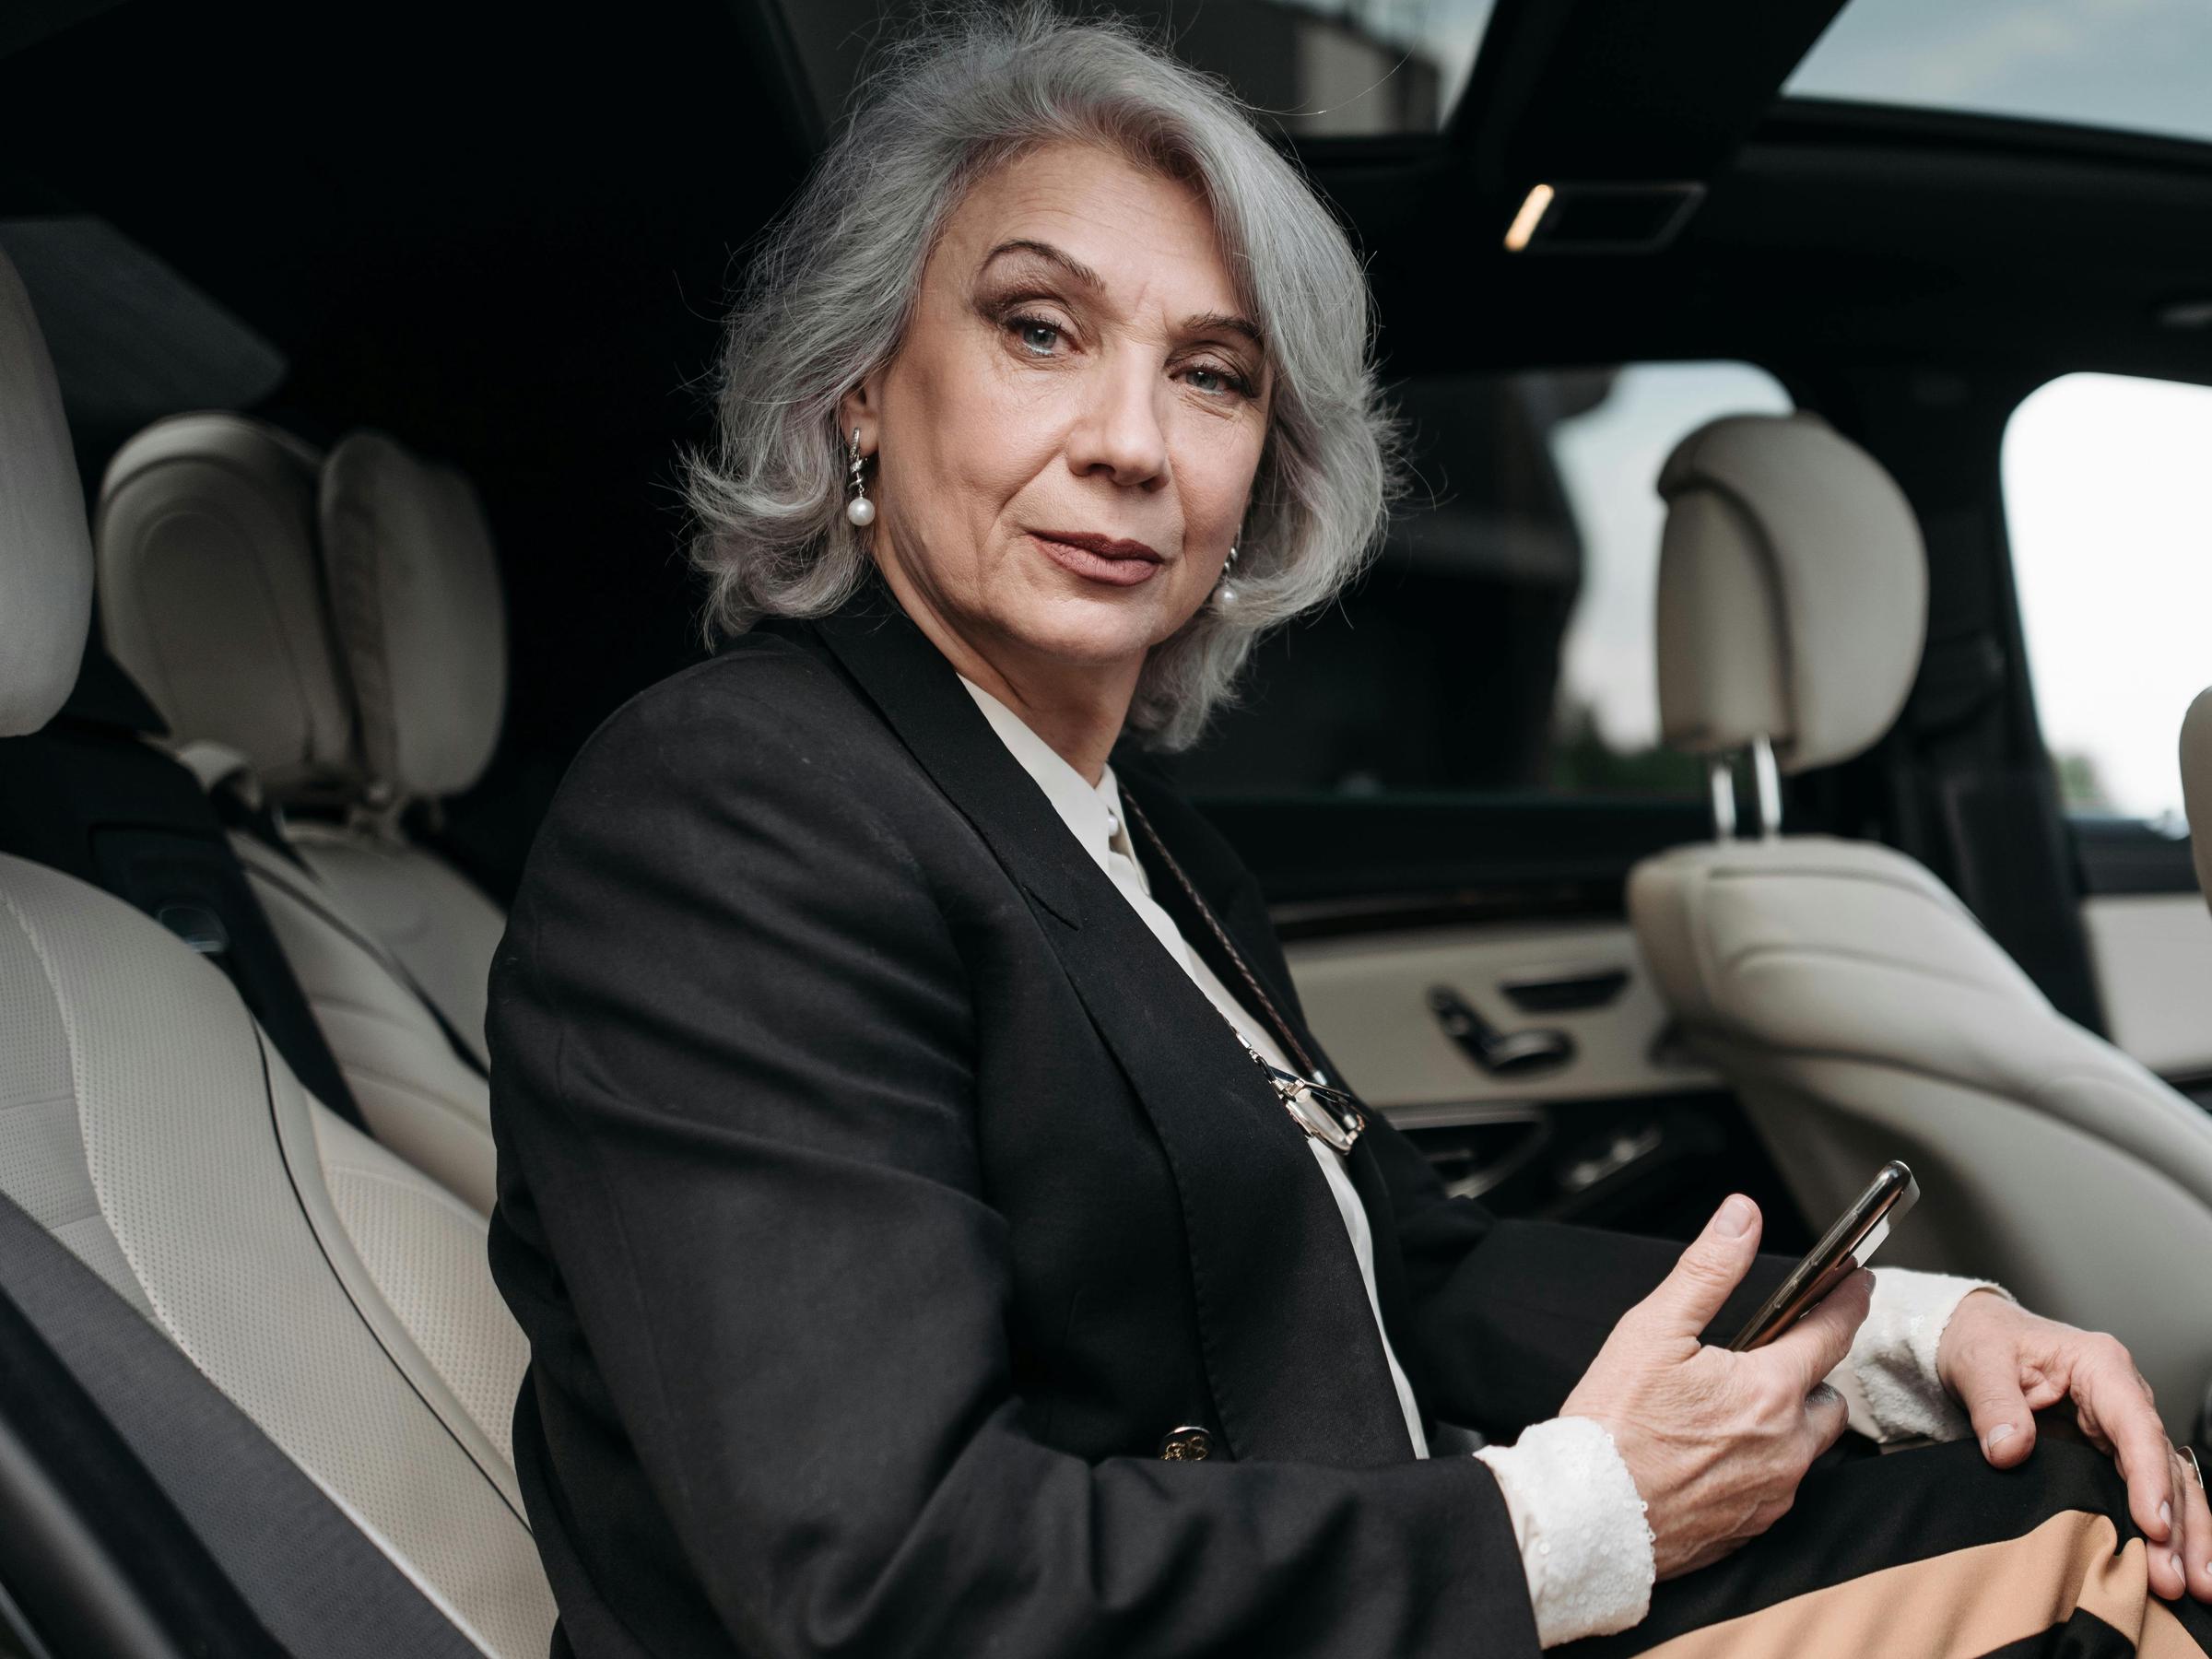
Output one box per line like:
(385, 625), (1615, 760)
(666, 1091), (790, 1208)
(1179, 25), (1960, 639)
(685, 3), (1401, 748)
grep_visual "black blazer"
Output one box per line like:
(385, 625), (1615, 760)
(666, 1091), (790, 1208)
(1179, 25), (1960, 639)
(486, 582), (1781, 1658)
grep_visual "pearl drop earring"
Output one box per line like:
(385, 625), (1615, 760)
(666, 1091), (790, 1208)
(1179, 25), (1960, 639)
(845, 428), (876, 528)
(1214, 541), (1240, 606)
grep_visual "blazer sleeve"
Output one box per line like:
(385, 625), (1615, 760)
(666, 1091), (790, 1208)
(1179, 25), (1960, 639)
(1365, 1126), (1792, 1433)
(488, 666), (1545, 1659)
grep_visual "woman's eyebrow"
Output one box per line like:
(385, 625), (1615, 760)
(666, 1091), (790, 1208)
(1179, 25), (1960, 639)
(979, 238), (1106, 292)
(980, 241), (1263, 348)
(1182, 309), (1265, 351)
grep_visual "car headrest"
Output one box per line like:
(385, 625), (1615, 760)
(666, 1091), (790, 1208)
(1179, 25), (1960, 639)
(2181, 688), (2212, 903)
(1653, 411), (1928, 776)
(96, 413), (359, 798)
(318, 430), (506, 804)
(0, 248), (94, 736)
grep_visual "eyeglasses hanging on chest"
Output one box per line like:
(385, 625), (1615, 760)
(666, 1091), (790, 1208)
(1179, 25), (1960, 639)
(1118, 790), (1368, 1156)
(1235, 1032), (1366, 1153)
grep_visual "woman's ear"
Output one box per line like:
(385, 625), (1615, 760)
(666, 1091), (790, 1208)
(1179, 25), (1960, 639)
(837, 376), (882, 456)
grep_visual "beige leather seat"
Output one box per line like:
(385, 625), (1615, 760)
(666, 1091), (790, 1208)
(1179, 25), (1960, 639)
(0, 249), (552, 1653)
(311, 424), (511, 1060)
(97, 416), (508, 1211)
(1628, 412), (2212, 1437)
(2181, 690), (2212, 904)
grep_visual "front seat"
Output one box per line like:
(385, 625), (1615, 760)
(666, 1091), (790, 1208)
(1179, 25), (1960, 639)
(1628, 411), (2212, 1436)
(0, 253), (553, 1651)
(97, 414), (505, 1210)
(2179, 689), (2212, 905)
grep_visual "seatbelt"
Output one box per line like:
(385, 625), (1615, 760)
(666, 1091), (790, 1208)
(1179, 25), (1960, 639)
(0, 1193), (486, 1658)
(0, 724), (371, 1134)
(202, 765), (491, 1083)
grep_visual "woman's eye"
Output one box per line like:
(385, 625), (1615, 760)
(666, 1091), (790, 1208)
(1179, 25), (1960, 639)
(1183, 363), (1251, 399)
(1009, 315), (1063, 356)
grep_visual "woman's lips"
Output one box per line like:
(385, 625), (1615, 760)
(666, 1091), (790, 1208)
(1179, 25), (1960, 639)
(1028, 531), (1164, 588)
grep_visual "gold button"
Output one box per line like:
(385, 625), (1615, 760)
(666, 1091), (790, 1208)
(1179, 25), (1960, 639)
(1158, 1425), (1212, 1462)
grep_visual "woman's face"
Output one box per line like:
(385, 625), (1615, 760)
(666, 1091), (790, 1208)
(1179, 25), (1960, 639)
(846, 141), (1271, 703)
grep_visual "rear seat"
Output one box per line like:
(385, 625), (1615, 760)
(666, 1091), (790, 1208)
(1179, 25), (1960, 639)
(312, 426), (512, 1061)
(98, 415), (509, 1212)
(0, 248), (553, 1651)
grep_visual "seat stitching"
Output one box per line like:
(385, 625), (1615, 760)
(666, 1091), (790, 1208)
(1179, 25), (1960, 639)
(0, 877), (161, 1331)
(1705, 859), (1969, 914)
(250, 1024), (532, 1538)
(1724, 941), (2026, 1001)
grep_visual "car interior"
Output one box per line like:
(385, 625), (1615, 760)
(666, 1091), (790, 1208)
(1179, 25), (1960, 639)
(7, 0), (2212, 1653)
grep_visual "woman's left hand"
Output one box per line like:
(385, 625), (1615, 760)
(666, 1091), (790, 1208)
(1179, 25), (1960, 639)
(1937, 1289), (2212, 1604)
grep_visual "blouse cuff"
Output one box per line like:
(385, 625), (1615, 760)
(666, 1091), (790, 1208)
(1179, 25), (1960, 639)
(1475, 1416), (1654, 1648)
(1831, 1266), (2012, 1443)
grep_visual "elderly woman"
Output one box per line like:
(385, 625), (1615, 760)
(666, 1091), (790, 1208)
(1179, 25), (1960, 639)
(485, 10), (2212, 1656)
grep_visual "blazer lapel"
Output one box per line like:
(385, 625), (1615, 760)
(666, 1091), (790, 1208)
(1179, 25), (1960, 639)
(1112, 773), (1427, 1421)
(808, 594), (1414, 1467)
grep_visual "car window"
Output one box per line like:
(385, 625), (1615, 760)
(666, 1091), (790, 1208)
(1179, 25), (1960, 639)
(1171, 361), (1793, 798)
(774, 0), (1500, 139)
(2003, 371), (2212, 829)
(1786, 0), (2212, 152)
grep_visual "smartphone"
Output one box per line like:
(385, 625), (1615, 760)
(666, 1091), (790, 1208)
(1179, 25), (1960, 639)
(1726, 1160), (1919, 1352)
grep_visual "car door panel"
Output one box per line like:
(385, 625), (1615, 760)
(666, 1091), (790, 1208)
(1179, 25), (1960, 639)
(1285, 919), (1715, 1107)
(2081, 892), (2212, 1084)
(1281, 917), (1781, 1236)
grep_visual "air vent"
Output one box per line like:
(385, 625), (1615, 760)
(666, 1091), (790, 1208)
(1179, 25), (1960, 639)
(1502, 182), (1706, 256)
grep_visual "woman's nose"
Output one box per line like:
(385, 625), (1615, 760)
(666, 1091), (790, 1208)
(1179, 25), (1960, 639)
(1065, 358), (1171, 489)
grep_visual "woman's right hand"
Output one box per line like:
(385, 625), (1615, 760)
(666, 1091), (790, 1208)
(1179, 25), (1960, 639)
(1559, 1194), (1871, 1580)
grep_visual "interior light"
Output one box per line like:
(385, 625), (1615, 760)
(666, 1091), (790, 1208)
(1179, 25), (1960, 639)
(2156, 298), (2212, 331)
(1502, 183), (1555, 253)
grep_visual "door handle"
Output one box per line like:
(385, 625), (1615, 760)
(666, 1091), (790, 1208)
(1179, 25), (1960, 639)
(1427, 985), (1574, 1078)
(1499, 964), (1629, 1014)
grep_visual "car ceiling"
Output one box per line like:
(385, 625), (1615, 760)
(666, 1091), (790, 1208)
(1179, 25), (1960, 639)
(0, 0), (809, 455)
(1347, 0), (2212, 385)
(6, 0), (2210, 429)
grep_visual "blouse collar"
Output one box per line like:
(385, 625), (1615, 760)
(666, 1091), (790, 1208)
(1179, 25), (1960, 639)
(956, 675), (1126, 877)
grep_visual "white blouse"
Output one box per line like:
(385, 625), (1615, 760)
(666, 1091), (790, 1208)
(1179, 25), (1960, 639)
(959, 676), (1998, 1648)
(959, 677), (1430, 1454)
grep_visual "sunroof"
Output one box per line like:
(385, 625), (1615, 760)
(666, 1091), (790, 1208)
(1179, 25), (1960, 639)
(775, 1), (1496, 140)
(1234, 0), (1495, 135)
(1786, 0), (2212, 149)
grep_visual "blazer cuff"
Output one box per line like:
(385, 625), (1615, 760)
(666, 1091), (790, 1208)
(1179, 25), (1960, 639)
(1475, 1416), (1653, 1647)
